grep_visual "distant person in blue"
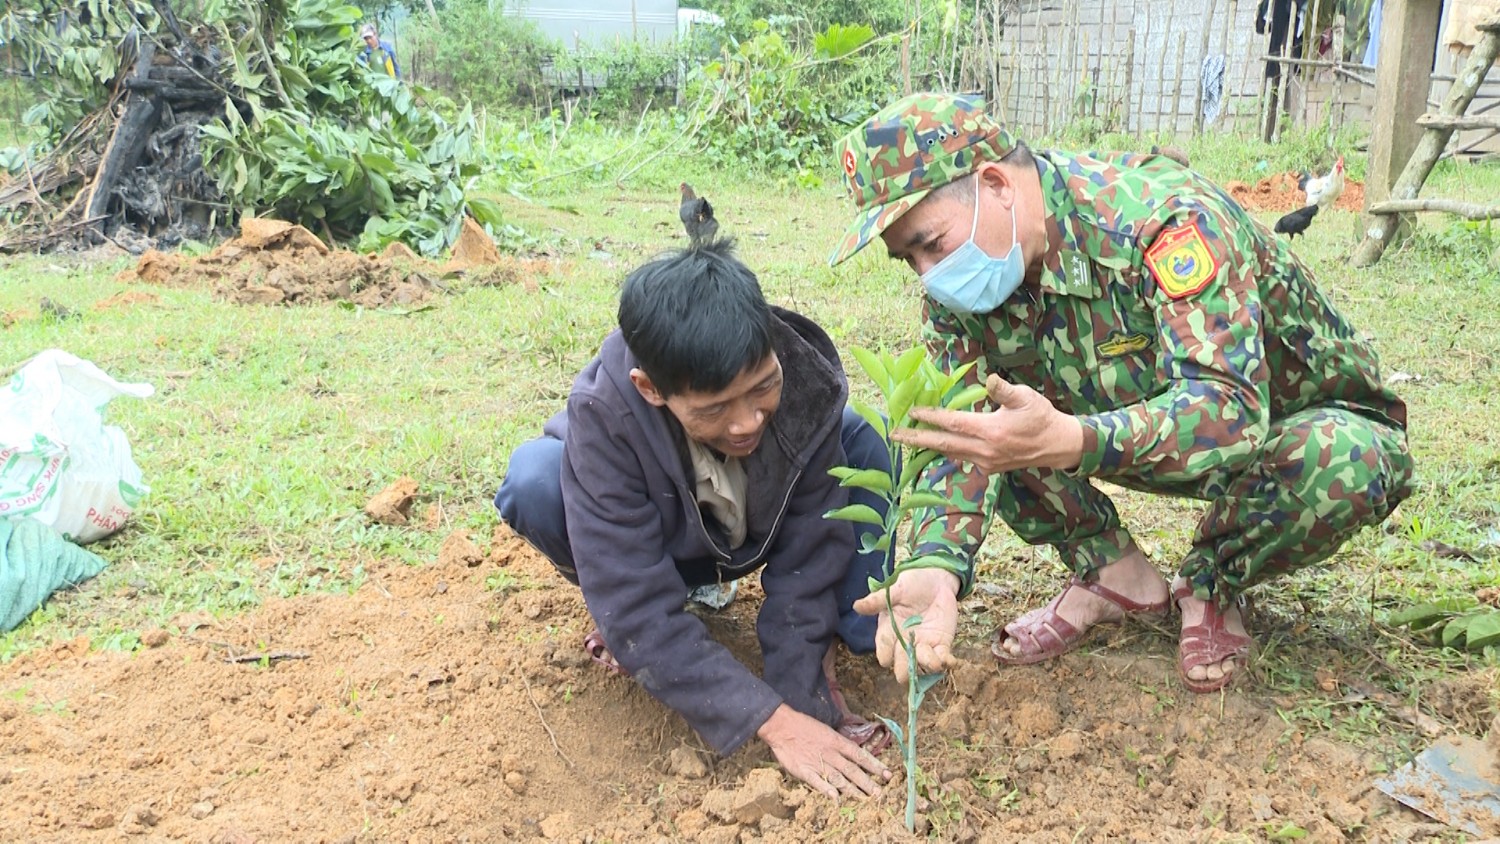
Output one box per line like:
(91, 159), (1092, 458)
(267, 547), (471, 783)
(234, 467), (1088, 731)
(358, 23), (401, 79)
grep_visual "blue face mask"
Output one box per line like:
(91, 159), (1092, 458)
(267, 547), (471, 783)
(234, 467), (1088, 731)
(920, 184), (1026, 314)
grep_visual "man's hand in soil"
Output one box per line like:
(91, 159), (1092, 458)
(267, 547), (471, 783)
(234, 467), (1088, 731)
(757, 704), (889, 799)
(853, 568), (960, 683)
(892, 373), (1085, 474)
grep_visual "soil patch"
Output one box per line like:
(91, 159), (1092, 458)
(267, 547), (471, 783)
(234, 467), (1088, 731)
(1226, 172), (1366, 214)
(116, 217), (540, 307)
(1, 527), (1493, 842)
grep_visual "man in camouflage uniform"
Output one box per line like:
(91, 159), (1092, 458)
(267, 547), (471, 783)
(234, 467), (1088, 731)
(831, 92), (1412, 692)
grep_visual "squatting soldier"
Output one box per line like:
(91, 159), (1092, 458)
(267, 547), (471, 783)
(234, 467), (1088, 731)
(831, 93), (1413, 693)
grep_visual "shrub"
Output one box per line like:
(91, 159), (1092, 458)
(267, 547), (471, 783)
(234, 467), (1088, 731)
(403, 0), (555, 110)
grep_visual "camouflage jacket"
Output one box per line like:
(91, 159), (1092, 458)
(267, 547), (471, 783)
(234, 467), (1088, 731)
(912, 149), (1408, 592)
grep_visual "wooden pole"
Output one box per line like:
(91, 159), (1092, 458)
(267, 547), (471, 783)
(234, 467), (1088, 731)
(1328, 13), (1347, 136)
(1124, 27), (1136, 133)
(1367, 198), (1500, 219)
(1154, 1), (1172, 134)
(901, 32), (912, 96)
(1302, 0), (1325, 126)
(1172, 32), (1189, 135)
(1365, 0), (1444, 207)
(1353, 23), (1499, 266)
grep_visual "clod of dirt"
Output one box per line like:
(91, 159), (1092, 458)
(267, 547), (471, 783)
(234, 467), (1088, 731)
(381, 241), (420, 261)
(118, 804), (159, 834)
(188, 801), (215, 820)
(447, 216), (502, 269)
(365, 477), (419, 525)
(117, 216), (525, 308)
(140, 628), (169, 648)
(667, 746), (710, 779)
(1048, 730), (1085, 761)
(503, 770), (527, 794)
(538, 811), (576, 839)
(673, 808), (709, 837)
(730, 768), (790, 825)
(382, 772), (419, 803)
(438, 531), (485, 568)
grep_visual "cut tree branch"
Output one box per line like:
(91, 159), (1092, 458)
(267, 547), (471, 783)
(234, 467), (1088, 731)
(1416, 113), (1500, 131)
(1367, 199), (1500, 219)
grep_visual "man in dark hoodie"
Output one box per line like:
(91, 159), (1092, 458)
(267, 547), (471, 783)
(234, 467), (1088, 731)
(495, 240), (892, 799)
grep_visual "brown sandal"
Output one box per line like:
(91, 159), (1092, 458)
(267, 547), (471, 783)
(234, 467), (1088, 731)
(824, 645), (892, 755)
(992, 577), (1170, 666)
(583, 628), (627, 677)
(1172, 583), (1252, 694)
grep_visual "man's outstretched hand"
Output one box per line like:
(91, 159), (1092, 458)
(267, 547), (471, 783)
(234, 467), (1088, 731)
(758, 705), (890, 799)
(891, 373), (1085, 475)
(852, 567), (960, 683)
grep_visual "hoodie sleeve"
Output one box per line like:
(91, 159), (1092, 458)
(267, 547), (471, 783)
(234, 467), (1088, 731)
(755, 428), (847, 730)
(560, 393), (785, 755)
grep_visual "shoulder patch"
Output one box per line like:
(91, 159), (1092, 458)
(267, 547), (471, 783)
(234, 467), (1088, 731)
(1143, 222), (1220, 299)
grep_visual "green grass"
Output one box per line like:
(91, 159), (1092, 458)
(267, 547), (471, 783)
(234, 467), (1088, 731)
(1, 130), (1497, 745)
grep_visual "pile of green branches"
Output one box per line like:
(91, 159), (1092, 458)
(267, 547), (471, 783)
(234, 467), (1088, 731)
(0, 0), (501, 255)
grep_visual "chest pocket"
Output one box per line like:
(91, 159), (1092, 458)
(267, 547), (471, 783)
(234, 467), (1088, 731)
(1083, 274), (1161, 412)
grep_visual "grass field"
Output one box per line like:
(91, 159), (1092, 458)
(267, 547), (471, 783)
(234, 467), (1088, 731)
(1, 132), (1497, 737)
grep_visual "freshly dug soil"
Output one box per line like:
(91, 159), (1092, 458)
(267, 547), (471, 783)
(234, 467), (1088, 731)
(1226, 172), (1366, 214)
(116, 217), (537, 307)
(0, 526), (1492, 842)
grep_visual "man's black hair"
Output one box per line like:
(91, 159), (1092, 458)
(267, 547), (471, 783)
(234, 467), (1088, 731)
(618, 238), (774, 399)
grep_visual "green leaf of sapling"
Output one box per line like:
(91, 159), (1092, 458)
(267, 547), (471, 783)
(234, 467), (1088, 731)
(944, 383), (991, 412)
(823, 503), (885, 525)
(899, 491), (952, 513)
(836, 468), (893, 494)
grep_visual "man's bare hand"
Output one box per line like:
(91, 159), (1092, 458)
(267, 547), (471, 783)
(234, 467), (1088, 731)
(758, 705), (890, 799)
(891, 373), (1085, 474)
(852, 567), (960, 683)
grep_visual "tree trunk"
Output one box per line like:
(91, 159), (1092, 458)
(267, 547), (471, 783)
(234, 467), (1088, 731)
(1352, 24), (1500, 267)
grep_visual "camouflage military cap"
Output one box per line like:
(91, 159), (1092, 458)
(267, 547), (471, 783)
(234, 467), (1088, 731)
(829, 92), (1016, 266)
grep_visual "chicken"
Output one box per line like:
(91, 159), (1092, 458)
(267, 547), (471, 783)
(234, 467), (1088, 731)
(679, 182), (719, 247)
(1273, 204), (1319, 239)
(1149, 144), (1191, 168)
(1302, 156), (1346, 209)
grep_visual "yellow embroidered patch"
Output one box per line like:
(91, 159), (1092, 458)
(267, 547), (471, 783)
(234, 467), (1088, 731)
(1097, 332), (1151, 358)
(1144, 222), (1220, 299)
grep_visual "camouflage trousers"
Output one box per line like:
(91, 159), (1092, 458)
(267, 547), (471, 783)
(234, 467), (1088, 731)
(1003, 406), (1414, 602)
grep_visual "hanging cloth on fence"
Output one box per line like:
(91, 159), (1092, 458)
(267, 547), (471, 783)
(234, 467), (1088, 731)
(1201, 54), (1227, 125)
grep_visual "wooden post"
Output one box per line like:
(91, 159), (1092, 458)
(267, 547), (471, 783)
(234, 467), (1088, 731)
(1353, 21), (1499, 266)
(1328, 13), (1347, 137)
(1302, 0), (1325, 125)
(901, 32), (912, 96)
(1365, 0), (1444, 208)
(1172, 32), (1189, 135)
(1154, 2), (1172, 134)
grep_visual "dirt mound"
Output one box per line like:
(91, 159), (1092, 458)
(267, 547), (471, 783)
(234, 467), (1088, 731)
(117, 217), (534, 307)
(0, 527), (1492, 841)
(1227, 172), (1366, 213)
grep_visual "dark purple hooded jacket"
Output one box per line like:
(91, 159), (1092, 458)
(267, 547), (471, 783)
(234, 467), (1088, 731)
(545, 307), (853, 753)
